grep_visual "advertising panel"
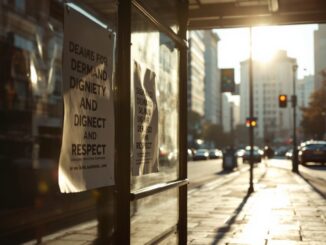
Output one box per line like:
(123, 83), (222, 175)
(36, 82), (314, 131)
(221, 68), (235, 93)
(59, 5), (115, 193)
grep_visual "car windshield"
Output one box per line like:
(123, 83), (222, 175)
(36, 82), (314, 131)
(304, 143), (326, 150)
(197, 149), (207, 153)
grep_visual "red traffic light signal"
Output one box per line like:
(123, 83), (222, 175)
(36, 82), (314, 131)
(279, 94), (287, 108)
(246, 117), (257, 127)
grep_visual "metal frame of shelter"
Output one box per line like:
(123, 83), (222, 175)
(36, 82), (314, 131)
(115, 0), (189, 244)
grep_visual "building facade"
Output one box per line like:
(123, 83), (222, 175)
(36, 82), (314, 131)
(297, 75), (315, 131)
(240, 50), (298, 144)
(187, 30), (205, 116)
(297, 75), (315, 109)
(203, 30), (220, 124)
(314, 24), (326, 90)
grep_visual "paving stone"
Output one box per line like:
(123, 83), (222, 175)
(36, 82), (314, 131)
(58, 233), (96, 242)
(45, 240), (86, 245)
(34, 163), (326, 245)
(267, 240), (310, 245)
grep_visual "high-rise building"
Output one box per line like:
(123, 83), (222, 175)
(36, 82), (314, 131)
(297, 75), (315, 131)
(297, 75), (315, 108)
(314, 24), (326, 90)
(187, 31), (205, 117)
(240, 50), (297, 144)
(203, 30), (220, 124)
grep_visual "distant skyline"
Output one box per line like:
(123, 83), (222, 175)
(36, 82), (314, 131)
(215, 24), (319, 83)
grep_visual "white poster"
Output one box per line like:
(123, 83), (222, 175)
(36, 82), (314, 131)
(59, 5), (115, 193)
(132, 61), (159, 176)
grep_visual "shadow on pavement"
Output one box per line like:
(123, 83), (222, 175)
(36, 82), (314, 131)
(211, 192), (251, 245)
(302, 164), (326, 171)
(211, 164), (268, 245)
(215, 169), (236, 176)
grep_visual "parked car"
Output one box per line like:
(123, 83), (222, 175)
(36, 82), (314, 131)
(298, 141), (326, 165)
(242, 146), (263, 163)
(236, 148), (246, 157)
(187, 149), (193, 161)
(208, 149), (223, 159)
(274, 146), (290, 156)
(193, 149), (209, 161)
(285, 149), (293, 159)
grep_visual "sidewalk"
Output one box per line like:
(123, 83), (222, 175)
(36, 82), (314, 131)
(29, 163), (326, 245)
(188, 163), (326, 244)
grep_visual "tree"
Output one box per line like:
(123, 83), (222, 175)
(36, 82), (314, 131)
(187, 110), (202, 140)
(201, 122), (221, 147)
(301, 80), (326, 140)
(234, 124), (249, 146)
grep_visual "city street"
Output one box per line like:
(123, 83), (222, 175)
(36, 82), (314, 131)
(188, 159), (225, 189)
(188, 157), (326, 196)
(187, 159), (326, 244)
(34, 157), (326, 244)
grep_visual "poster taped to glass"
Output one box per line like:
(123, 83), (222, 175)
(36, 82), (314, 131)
(132, 61), (159, 176)
(59, 4), (115, 193)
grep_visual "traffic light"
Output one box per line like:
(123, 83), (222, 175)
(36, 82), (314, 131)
(246, 117), (257, 127)
(279, 94), (287, 108)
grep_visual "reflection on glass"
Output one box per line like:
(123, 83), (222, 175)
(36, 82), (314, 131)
(131, 8), (180, 190)
(0, 1), (117, 243)
(130, 7), (180, 244)
(131, 189), (178, 244)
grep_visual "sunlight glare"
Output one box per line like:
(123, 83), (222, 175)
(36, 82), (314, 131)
(252, 27), (278, 62)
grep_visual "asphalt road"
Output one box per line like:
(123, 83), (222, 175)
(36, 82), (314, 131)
(187, 158), (244, 189)
(188, 159), (224, 189)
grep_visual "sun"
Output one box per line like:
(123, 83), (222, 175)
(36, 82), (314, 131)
(252, 26), (278, 62)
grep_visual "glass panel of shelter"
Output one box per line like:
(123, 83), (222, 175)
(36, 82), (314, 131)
(0, 0), (183, 244)
(130, 4), (180, 244)
(0, 0), (117, 243)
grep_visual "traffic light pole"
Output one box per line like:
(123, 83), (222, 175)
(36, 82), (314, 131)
(248, 27), (254, 194)
(292, 65), (299, 173)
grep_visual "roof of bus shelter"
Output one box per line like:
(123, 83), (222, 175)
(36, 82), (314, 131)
(51, 1), (326, 30)
(188, 0), (326, 29)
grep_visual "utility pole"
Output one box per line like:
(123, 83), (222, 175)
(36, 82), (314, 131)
(248, 27), (254, 194)
(292, 64), (299, 173)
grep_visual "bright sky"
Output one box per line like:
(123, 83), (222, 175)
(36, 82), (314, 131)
(215, 24), (318, 83)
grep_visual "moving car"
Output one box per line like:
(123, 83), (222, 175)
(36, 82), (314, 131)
(298, 141), (326, 165)
(208, 149), (222, 159)
(242, 146), (263, 163)
(193, 149), (209, 161)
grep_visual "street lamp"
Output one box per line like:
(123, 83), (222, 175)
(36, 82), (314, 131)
(292, 64), (299, 173)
